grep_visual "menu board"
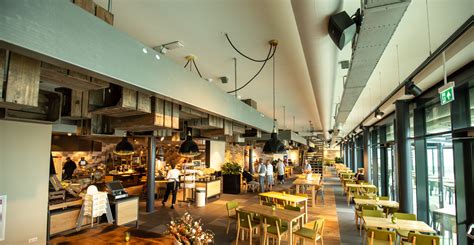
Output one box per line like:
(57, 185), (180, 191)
(0, 195), (6, 241)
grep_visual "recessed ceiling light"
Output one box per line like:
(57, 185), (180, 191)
(142, 48), (148, 54)
(206, 78), (213, 83)
(67, 133), (72, 136)
(237, 95), (242, 99)
(155, 54), (160, 60)
(261, 114), (265, 117)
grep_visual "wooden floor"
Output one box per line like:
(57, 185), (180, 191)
(50, 167), (361, 244)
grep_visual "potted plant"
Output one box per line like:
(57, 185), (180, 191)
(221, 162), (242, 194)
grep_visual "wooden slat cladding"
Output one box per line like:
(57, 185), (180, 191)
(73, 0), (95, 14)
(95, 5), (114, 25)
(89, 86), (151, 117)
(0, 51), (41, 109)
(111, 97), (180, 132)
(188, 114), (224, 129)
(40, 62), (108, 91)
(0, 49), (5, 100)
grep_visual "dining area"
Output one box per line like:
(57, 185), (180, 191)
(225, 172), (327, 245)
(338, 164), (442, 245)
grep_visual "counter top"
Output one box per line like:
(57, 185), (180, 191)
(49, 224), (173, 244)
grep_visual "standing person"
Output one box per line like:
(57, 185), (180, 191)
(162, 164), (181, 209)
(304, 160), (312, 173)
(257, 160), (266, 193)
(266, 160), (274, 191)
(276, 159), (286, 184)
(62, 157), (77, 180)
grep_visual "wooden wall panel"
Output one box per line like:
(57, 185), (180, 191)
(70, 90), (83, 118)
(154, 97), (164, 126)
(95, 5), (114, 25)
(0, 49), (5, 100)
(120, 87), (137, 109)
(163, 100), (172, 128)
(172, 103), (179, 129)
(5, 52), (40, 107)
(73, 0), (95, 14)
(136, 92), (151, 113)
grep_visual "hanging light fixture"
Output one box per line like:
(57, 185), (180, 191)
(114, 137), (135, 156)
(263, 40), (286, 155)
(374, 109), (384, 119)
(179, 122), (200, 157)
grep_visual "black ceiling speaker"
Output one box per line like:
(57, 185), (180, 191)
(328, 11), (357, 50)
(405, 80), (422, 96)
(114, 137), (135, 155)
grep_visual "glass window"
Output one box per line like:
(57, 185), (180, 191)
(470, 87), (474, 126)
(410, 141), (417, 215)
(387, 146), (397, 201)
(426, 135), (456, 244)
(409, 110), (414, 138)
(425, 103), (451, 134)
(387, 123), (395, 141)
(377, 147), (382, 195)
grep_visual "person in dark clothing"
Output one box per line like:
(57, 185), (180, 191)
(62, 157), (77, 180)
(162, 164), (181, 209)
(242, 169), (253, 183)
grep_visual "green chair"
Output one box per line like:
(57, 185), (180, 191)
(356, 204), (378, 231)
(236, 210), (259, 245)
(361, 209), (386, 236)
(292, 218), (325, 245)
(402, 232), (440, 245)
(263, 215), (288, 245)
(384, 206), (399, 216)
(378, 196), (390, 200)
(393, 213), (417, 240)
(354, 194), (372, 200)
(362, 209), (386, 218)
(226, 201), (239, 234)
(366, 227), (396, 245)
(262, 201), (274, 207)
(347, 186), (358, 206)
(283, 205), (302, 230)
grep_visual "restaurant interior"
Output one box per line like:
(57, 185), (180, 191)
(0, 0), (473, 245)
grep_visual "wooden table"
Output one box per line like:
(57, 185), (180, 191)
(346, 183), (377, 194)
(296, 173), (321, 179)
(49, 224), (174, 244)
(293, 178), (320, 207)
(353, 198), (399, 208)
(239, 204), (305, 245)
(259, 192), (308, 222)
(363, 216), (436, 233)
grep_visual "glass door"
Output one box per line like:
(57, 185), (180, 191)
(426, 134), (456, 244)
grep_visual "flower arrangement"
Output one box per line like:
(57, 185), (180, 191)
(166, 212), (215, 245)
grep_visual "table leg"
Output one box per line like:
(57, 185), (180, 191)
(289, 220), (293, 245)
(312, 186), (316, 207)
(296, 184), (300, 194)
(305, 200), (308, 223)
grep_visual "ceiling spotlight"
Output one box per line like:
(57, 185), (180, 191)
(155, 54), (161, 60)
(220, 76), (229, 84)
(153, 41), (184, 54)
(328, 129), (334, 134)
(374, 109), (384, 119)
(405, 80), (422, 96)
(142, 48), (148, 54)
(206, 78), (213, 83)
(237, 95), (242, 99)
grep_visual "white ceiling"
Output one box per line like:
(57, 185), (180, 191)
(96, 0), (322, 133)
(95, 0), (472, 138)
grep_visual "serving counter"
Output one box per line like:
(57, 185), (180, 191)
(195, 178), (222, 202)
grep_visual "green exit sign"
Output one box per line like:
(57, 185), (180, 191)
(438, 81), (455, 105)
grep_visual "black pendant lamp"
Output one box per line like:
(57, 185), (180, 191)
(263, 42), (286, 155)
(114, 137), (135, 155)
(179, 123), (200, 157)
